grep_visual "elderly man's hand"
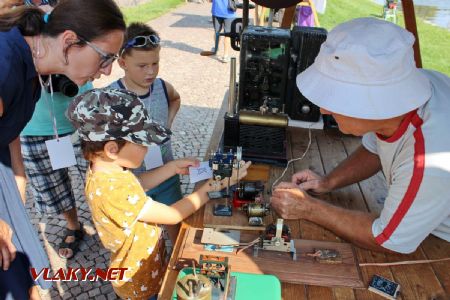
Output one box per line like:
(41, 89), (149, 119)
(291, 169), (331, 195)
(271, 182), (314, 219)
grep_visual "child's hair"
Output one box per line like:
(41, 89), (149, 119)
(0, 0), (125, 39)
(121, 22), (160, 57)
(81, 139), (127, 161)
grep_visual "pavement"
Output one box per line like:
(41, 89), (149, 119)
(27, 2), (240, 299)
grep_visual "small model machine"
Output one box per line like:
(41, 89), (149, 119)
(254, 218), (297, 260)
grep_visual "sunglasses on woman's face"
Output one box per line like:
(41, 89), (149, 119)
(78, 37), (119, 69)
(120, 35), (161, 56)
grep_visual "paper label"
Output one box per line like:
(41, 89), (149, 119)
(45, 136), (77, 170)
(189, 161), (213, 183)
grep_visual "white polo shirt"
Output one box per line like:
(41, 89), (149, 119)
(362, 70), (450, 253)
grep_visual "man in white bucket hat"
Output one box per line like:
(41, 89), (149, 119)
(271, 17), (450, 254)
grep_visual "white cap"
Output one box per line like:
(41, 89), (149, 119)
(296, 17), (432, 120)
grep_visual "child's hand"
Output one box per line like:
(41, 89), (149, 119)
(172, 157), (200, 175)
(224, 160), (252, 186)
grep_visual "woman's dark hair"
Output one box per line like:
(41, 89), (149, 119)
(81, 139), (127, 161)
(0, 0), (126, 40)
(121, 22), (160, 57)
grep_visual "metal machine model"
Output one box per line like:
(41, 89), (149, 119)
(223, 31), (289, 166)
(232, 181), (265, 207)
(208, 147), (243, 216)
(254, 218), (297, 260)
(239, 26), (291, 113)
(176, 272), (212, 300)
(230, 180), (271, 226)
(242, 202), (271, 226)
(175, 255), (234, 300)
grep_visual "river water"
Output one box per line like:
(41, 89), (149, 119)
(374, 0), (450, 30)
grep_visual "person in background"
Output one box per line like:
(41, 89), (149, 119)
(24, 0), (53, 12)
(211, 0), (237, 62)
(20, 82), (93, 259)
(0, 0), (125, 298)
(108, 22), (182, 245)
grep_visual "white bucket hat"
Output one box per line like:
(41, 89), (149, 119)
(296, 17), (432, 120)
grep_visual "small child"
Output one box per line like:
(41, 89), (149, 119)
(108, 22), (182, 243)
(67, 88), (250, 299)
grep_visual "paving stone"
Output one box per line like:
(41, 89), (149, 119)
(77, 292), (89, 300)
(88, 288), (101, 297)
(71, 286), (82, 295)
(80, 282), (92, 292)
(107, 291), (118, 300)
(100, 284), (114, 294)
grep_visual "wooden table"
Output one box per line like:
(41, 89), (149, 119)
(159, 105), (450, 299)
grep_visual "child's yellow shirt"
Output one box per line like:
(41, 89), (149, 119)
(85, 168), (166, 299)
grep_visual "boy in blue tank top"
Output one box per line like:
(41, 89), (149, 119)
(108, 23), (182, 243)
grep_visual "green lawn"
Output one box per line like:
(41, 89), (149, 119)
(122, 0), (184, 24)
(319, 0), (450, 76)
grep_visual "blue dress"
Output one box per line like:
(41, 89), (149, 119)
(0, 27), (52, 298)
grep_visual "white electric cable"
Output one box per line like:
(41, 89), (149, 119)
(271, 125), (313, 194)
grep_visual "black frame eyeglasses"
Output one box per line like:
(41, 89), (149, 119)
(120, 35), (161, 56)
(78, 37), (119, 69)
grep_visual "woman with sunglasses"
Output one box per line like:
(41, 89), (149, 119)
(0, 0), (125, 298)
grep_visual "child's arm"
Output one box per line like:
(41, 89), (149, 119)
(164, 81), (181, 129)
(138, 161), (252, 224)
(138, 157), (200, 191)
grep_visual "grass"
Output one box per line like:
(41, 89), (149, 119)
(319, 0), (450, 76)
(121, 0), (184, 24)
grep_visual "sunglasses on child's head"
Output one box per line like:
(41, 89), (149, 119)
(120, 35), (161, 56)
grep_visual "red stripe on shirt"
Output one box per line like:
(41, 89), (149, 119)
(376, 110), (416, 143)
(375, 113), (425, 245)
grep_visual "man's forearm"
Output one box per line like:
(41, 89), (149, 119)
(306, 198), (393, 253)
(325, 145), (382, 190)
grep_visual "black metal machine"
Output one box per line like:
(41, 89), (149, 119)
(224, 26), (291, 166)
(222, 2), (331, 166)
(239, 26), (291, 113)
(286, 26), (327, 122)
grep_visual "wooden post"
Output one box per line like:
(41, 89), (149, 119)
(281, 5), (297, 28)
(402, 0), (422, 67)
(243, 0), (249, 28)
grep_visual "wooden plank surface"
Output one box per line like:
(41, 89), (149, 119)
(174, 227), (364, 288)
